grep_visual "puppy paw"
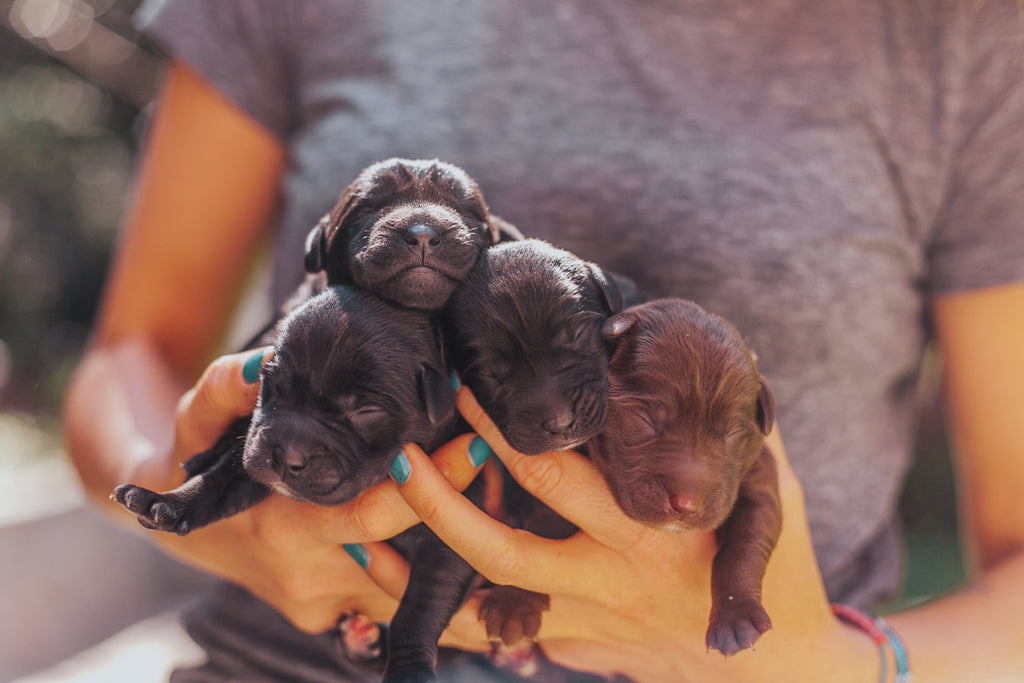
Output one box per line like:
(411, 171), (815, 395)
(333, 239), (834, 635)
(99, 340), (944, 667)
(478, 586), (549, 647)
(110, 485), (193, 536)
(705, 597), (772, 657)
(335, 611), (382, 662)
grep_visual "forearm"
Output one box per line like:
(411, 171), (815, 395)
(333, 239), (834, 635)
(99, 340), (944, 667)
(598, 619), (879, 683)
(884, 549), (1024, 682)
(64, 339), (186, 519)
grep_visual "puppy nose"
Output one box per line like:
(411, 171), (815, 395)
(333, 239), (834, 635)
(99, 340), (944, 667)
(273, 445), (308, 475)
(669, 493), (704, 515)
(403, 224), (441, 247)
(541, 410), (575, 436)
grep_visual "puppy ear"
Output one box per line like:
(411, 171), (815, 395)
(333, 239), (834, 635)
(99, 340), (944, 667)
(601, 310), (639, 341)
(304, 215), (330, 273)
(418, 364), (456, 426)
(487, 213), (524, 244)
(587, 264), (624, 314)
(755, 375), (776, 436)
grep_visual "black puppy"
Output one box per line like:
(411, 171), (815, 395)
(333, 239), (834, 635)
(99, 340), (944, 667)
(442, 239), (633, 455)
(482, 298), (781, 660)
(114, 286), (482, 683)
(304, 157), (522, 311)
(123, 156), (517, 527)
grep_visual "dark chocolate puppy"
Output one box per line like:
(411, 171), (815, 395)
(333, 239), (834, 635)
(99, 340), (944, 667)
(115, 286), (480, 683)
(305, 158), (522, 311)
(590, 298), (781, 656)
(442, 239), (630, 455)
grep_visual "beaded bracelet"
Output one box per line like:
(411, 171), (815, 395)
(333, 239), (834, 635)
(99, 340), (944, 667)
(832, 604), (911, 683)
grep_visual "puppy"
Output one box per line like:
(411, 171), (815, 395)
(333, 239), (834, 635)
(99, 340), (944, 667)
(479, 298), (781, 660)
(114, 286), (483, 683)
(304, 158), (522, 311)
(592, 298), (780, 656)
(442, 238), (634, 455)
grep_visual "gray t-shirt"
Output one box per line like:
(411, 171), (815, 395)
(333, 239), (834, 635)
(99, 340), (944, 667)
(137, 0), (1024, 673)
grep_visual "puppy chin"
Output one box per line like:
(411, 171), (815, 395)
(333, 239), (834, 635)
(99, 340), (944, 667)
(263, 477), (359, 507)
(501, 427), (594, 456)
(268, 480), (312, 503)
(366, 268), (458, 310)
(615, 489), (732, 533)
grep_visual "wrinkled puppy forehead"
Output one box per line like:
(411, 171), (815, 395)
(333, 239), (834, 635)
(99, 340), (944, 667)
(268, 285), (436, 397)
(345, 158), (488, 217)
(469, 239), (605, 304)
(449, 239), (609, 342)
(611, 299), (760, 403)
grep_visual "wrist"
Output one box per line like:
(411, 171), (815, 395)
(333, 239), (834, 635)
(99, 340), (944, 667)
(833, 604), (911, 683)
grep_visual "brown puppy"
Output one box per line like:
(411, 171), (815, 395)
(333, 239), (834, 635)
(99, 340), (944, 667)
(592, 298), (781, 656)
(305, 157), (522, 311)
(482, 298), (781, 660)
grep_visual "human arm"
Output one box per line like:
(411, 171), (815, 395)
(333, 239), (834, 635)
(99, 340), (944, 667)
(880, 281), (1024, 681)
(62, 61), (487, 640)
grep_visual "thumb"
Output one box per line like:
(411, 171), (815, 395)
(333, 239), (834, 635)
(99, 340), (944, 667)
(172, 346), (273, 464)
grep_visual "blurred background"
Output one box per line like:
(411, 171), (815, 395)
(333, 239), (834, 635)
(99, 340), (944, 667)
(1, 2), (212, 681)
(0, 1), (964, 680)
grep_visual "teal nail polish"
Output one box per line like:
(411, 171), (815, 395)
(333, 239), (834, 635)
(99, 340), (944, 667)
(342, 543), (369, 569)
(450, 372), (461, 391)
(242, 349), (266, 384)
(389, 452), (411, 484)
(467, 436), (491, 468)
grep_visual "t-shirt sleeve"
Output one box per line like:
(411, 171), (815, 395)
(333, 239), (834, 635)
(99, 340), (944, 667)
(134, 0), (297, 140)
(926, 3), (1024, 296)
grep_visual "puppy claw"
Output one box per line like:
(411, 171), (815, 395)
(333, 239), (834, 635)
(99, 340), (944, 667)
(706, 599), (772, 657)
(111, 484), (193, 535)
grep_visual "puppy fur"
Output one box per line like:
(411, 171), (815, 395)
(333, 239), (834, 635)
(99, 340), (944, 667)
(477, 298), (781, 660)
(591, 298), (781, 656)
(114, 286), (483, 683)
(304, 158), (522, 311)
(442, 238), (631, 455)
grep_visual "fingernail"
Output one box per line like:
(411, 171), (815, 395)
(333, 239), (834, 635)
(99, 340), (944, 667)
(242, 349), (267, 384)
(343, 543), (369, 569)
(389, 451), (411, 484)
(467, 436), (491, 468)
(450, 371), (461, 391)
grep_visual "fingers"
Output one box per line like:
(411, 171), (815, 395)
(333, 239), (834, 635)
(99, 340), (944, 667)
(391, 442), (581, 595)
(332, 538), (490, 651)
(455, 388), (654, 552)
(340, 541), (410, 601)
(310, 432), (492, 544)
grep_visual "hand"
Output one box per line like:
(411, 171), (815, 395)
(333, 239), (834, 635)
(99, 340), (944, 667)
(371, 388), (876, 683)
(119, 347), (491, 636)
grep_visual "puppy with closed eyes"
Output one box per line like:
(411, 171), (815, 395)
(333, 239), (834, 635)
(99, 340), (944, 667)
(114, 286), (484, 683)
(118, 156), (518, 532)
(591, 298), (781, 656)
(441, 238), (635, 456)
(482, 298), (781, 660)
(304, 157), (522, 311)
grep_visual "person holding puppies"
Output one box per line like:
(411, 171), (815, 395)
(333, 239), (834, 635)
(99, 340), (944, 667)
(64, 1), (1024, 681)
